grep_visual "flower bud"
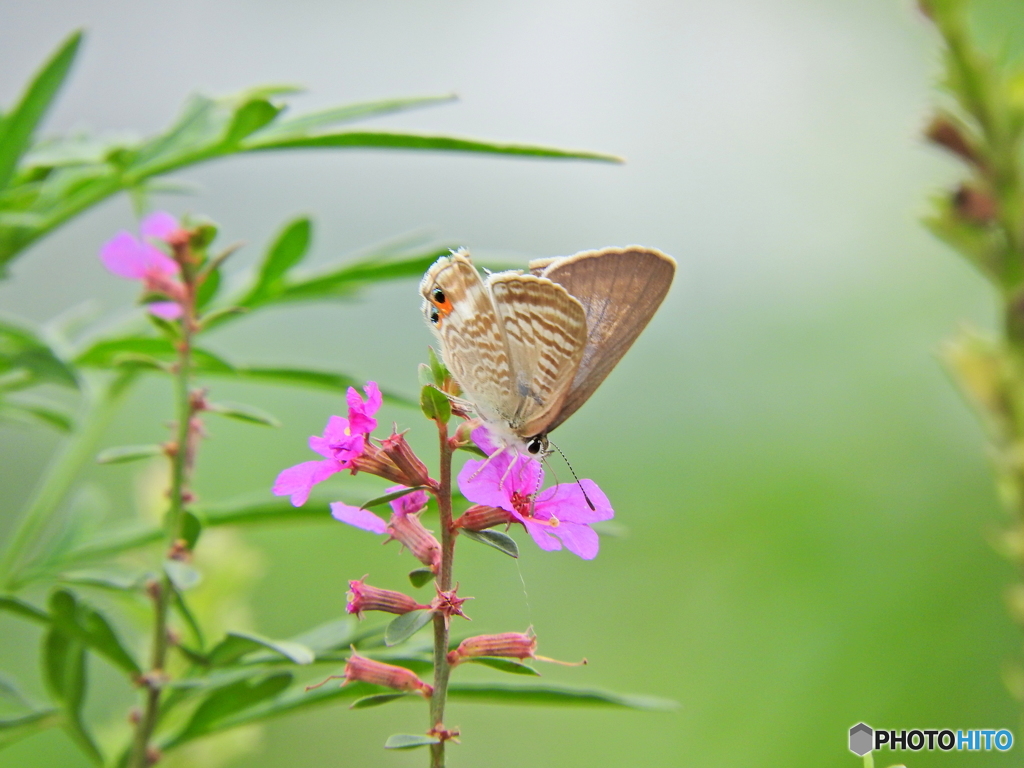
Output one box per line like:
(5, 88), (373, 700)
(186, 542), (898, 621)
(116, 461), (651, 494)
(447, 632), (537, 666)
(925, 114), (983, 168)
(350, 442), (408, 485)
(431, 585), (471, 627)
(347, 578), (428, 619)
(454, 504), (514, 532)
(387, 513), (442, 573)
(952, 183), (997, 224)
(380, 430), (433, 488)
(344, 652), (432, 698)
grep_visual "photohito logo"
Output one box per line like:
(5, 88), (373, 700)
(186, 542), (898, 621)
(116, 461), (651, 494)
(848, 723), (1013, 755)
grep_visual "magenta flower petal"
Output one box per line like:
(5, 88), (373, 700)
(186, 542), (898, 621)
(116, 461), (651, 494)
(331, 502), (388, 534)
(470, 425), (501, 455)
(346, 382), (382, 435)
(141, 211), (179, 240)
(458, 451), (536, 511)
(386, 486), (429, 516)
(535, 480), (614, 524)
(100, 232), (149, 279)
(273, 460), (337, 506)
(147, 301), (184, 320)
(551, 522), (600, 560)
(522, 520), (563, 551)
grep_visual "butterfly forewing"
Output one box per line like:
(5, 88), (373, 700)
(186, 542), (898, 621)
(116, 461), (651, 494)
(530, 246), (676, 431)
(420, 252), (516, 426)
(486, 273), (588, 437)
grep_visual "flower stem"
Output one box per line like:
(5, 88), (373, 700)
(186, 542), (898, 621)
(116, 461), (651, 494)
(429, 418), (455, 768)
(128, 245), (199, 768)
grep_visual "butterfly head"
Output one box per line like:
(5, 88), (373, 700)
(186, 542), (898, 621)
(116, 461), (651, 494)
(526, 434), (548, 456)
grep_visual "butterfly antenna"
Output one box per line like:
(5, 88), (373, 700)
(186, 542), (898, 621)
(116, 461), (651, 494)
(548, 441), (595, 511)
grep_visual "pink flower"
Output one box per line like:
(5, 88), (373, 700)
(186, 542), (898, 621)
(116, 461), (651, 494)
(457, 426), (613, 559)
(330, 486), (441, 572)
(272, 382), (382, 506)
(99, 211), (186, 319)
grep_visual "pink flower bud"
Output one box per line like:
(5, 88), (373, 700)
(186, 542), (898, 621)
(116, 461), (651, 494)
(454, 504), (514, 532)
(380, 430), (433, 488)
(350, 442), (409, 486)
(447, 632), (537, 666)
(344, 652), (432, 698)
(387, 512), (442, 573)
(346, 578), (429, 619)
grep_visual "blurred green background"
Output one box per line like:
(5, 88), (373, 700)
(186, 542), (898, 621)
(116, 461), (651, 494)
(2, 0), (1022, 766)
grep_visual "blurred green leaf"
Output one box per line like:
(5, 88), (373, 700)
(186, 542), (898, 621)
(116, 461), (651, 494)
(464, 657), (540, 676)
(243, 217), (311, 306)
(167, 672), (293, 746)
(448, 681), (677, 710)
(205, 400), (281, 427)
(0, 400), (74, 432)
(0, 31), (82, 193)
(383, 733), (440, 750)
(164, 560), (201, 591)
(0, 316), (78, 390)
(195, 264), (221, 310)
(208, 631), (314, 667)
(350, 693), (413, 709)
(288, 619), (359, 657)
(171, 584), (205, 651)
(49, 589), (141, 676)
(95, 444), (163, 465)
(55, 569), (143, 592)
(384, 609), (434, 647)
(408, 568), (434, 589)
(0, 595), (48, 625)
(180, 510), (202, 550)
(420, 384), (451, 424)
(222, 98), (281, 147)
(0, 709), (62, 751)
(75, 335), (233, 372)
(42, 626), (101, 763)
(241, 130), (623, 163)
(461, 528), (519, 558)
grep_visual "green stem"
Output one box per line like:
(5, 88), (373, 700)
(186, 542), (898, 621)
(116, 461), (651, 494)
(862, 751), (874, 768)
(0, 371), (133, 590)
(429, 418), (454, 768)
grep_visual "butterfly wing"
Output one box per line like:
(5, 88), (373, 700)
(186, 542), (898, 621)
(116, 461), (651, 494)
(420, 250), (516, 427)
(530, 246), (676, 431)
(486, 272), (588, 437)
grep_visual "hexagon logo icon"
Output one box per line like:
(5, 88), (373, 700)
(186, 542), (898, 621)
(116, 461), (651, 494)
(849, 723), (873, 756)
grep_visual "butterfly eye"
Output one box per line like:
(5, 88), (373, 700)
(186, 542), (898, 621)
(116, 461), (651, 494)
(527, 437), (544, 455)
(432, 287), (446, 304)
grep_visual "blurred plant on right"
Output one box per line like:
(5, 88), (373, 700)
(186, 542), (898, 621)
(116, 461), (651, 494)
(920, 0), (1024, 702)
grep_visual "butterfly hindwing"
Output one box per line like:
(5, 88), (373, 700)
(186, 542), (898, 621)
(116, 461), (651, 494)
(530, 246), (676, 431)
(486, 272), (588, 437)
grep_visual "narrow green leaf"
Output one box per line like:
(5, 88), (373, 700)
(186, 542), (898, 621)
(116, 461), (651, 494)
(384, 609), (434, 647)
(427, 346), (448, 386)
(361, 486), (428, 510)
(0, 316), (78, 388)
(0, 401), (74, 432)
(164, 560), (202, 591)
(75, 335), (234, 373)
(288, 618), (358, 656)
(56, 569), (142, 592)
(222, 99), (281, 147)
(350, 693), (412, 709)
(49, 589), (141, 675)
(195, 264), (221, 309)
(0, 709), (61, 749)
(0, 31), (83, 192)
(96, 444), (163, 465)
(0, 595), (49, 625)
(42, 626), (102, 763)
(171, 586), (205, 651)
(460, 528), (518, 558)
(420, 384), (451, 424)
(383, 733), (440, 750)
(464, 657), (540, 676)
(242, 130), (624, 164)
(408, 568), (434, 589)
(208, 631), (314, 666)
(169, 672), (293, 745)
(205, 401), (281, 427)
(249, 94), (456, 140)
(448, 681), (678, 710)
(246, 217), (312, 302)
(275, 249), (449, 303)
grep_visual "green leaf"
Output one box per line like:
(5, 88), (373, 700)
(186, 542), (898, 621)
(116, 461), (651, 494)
(164, 560), (202, 591)
(427, 346), (448, 386)
(0, 401), (74, 432)
(384, 609), (434, 647)
(0, 709), (61, 750)
(288, 619), (358, 656)
(361, 486), (428, 510)
(95, 444), (163, 465)
(75, 335), (234, 373)
(205, 401), (281, 427)
(464, 657), (540, 676)
(180, 510), (202, 550)
(211, 366), (414, 406)
(420, 384), (451, 424)
(208, 631), (314, 666)
(246, 217), (312, 303)
(222, 99), (281, 147)
(171, 585), (205, 651)
(0, 31), (83, 192)
(0, 595), (49, 625)
(242, 130), (624, 164)
(350, 693), (412, 709)
(461, 528), (518, 558)
(42, 626), (102, 763)
(0, 316), (78, 389)
(49, 589), (141, 675)
(195, 264), (221, 309)
(383, 733), (440, 750)
(447, 681), (678, 710)
(169, 672), (293, 745)
(408, 568), (434, 589)
(56, 569), (143, 592)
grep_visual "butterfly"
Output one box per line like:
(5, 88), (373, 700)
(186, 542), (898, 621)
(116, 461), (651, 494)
(420, 246), (676, 455)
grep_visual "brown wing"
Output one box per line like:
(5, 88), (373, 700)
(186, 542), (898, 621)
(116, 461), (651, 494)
(486, 273), (588, 437)
(420, 250), (516, 426)
(529, 246), (676, 431)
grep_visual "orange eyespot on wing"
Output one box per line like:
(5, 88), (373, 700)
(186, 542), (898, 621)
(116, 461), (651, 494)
(428, 285), (454, 318)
